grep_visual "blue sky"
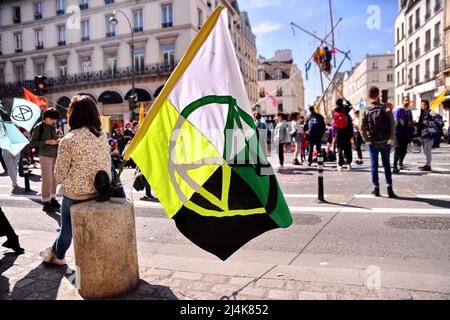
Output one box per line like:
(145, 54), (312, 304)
(239, 0), (397, 106)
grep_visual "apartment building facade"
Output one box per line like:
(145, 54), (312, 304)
(256, 50), (305, 121)
(395, 0), (445, 119)
(343, 53), (395, 108)
(0, 0), (258, 130)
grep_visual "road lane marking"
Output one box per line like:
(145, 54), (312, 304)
(2, 195), (450, 215)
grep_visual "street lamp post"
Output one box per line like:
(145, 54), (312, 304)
(109, 10), (136, 120)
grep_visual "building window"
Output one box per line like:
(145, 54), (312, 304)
(16, 65), (24, 82)
(401, 46), (405, 62)
(56, 0), (65, 15)
(434, 22), (441, 46)
(105, 0), (114, 4)
(425, 30), (431, 51)
(35, 2), (43, 20)
(408, 68), (413, 86)
(425, 0), (431, 20)
(0, 35), (2, 55)
(80, 0), (89, 10)
(198, 8), (203, 29)
(415, 38), (420, 58)
(57, 25), (66, 46)
(106, 57), (116, 75)
(82, 58), (92, 75)
(408, 16), (413, 34)
(415, 8), (420, 29)
(133, 9), (143, 32)
(372, 61), (378, 69)
(81, 20), (89, 41)
(35, 63), (45, 77)
(13, 6), (21, 23)
(387, 74), (394, 82)
(415, 65), (420, 84)
(0, 69), (4, 85)
(134, 48), (145, 72)
(277, 102), (283, 113)
(408, 43), (413, 61)
(434, 53), (441, 75)
(58, 63), (67, 78)
(425, 59), (431, 80)
(276, 87), (283, 97)
(35, 30), (44, 49)
(106, 15), (116, 37)
(162, 4), (173, 28)
(275, 69), (283, 79)
(435, 0), (442, 13)
(163, 43), (175, 67)
(14, 33), (22, 53)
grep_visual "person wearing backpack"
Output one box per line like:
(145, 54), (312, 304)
(360, 87), (396, 198)
(30, 108), (62, 213)
(418, 100), (443, 172)
(392, 96), (414, 173)
(274, 113), (290, 168)
(333, 99), (354, 171)
(304, 106), (326, 166)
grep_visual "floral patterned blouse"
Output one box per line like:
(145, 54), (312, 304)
(55, 127), (111, 200)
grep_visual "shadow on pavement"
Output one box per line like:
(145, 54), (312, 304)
(397, 196), (450, 209)
(0, 253), (20, 299)
(115, 279), (179, 300)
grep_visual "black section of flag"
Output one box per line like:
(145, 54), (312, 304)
(173, 206), (278, 261)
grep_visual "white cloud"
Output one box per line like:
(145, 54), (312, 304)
(253, 22), (283, 35)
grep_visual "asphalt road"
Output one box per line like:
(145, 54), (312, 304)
(1, 144), (449, 298)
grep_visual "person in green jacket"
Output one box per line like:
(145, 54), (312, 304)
(30, 108), (61, 213)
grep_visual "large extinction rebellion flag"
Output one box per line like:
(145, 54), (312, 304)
(124, 6), (292, 261)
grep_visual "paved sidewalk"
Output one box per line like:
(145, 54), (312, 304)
(1, 230), (449, 300)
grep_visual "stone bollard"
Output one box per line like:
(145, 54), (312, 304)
(71, 198), (139, 299)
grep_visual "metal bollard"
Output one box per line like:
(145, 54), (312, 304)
(22, 157), (30, 192)
(318, 152), (325, 203)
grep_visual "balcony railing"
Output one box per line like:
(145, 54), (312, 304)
(58, 40), (66, 46)
(105, 0), (114, 4)
(415, 78), (419, 84)
(162, 22), (173, 28)
(425, 72), (430, 80)
(56, 9), (65, 15)
(408, 28), (413, 35)
(415, 21), (420, 30)
(0, 62), (178, 95)
(79, 3), (89, 10)
(425, 12), (431, 21)
(408, 54), (413, 62)
(36, 43), (44, 50)
(133, 27), (143, 33)
(13, 16), (21, 24)
(435, 4), (442, 13)
(415, 49), (420, 58)
(15, 48), (22, 53)
(35, 13), (42, 20)
(81, 36), (90, 42)
(106, 31), (116, 37)
(425, 42), (431, 52)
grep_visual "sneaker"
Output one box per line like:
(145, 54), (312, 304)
(50, 198), (61, 209)
(393, 167), (400, 174)
(347, 164), (352, 171)
(39, 248), (55, 263)
(2, 236), (24, 254)
(372, 187), (381, 197)
(336, 165), (343, 172)
(420, 165), (432, 172)
(42, 202), (54, 213)
(50, 256), (67, 266)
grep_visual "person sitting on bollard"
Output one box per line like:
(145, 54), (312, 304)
(39, 95), (111, 266)
(30, 108), (61, 213)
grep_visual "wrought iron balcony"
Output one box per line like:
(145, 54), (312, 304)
(105, 0), (114, 4)
(56, 9), (65, 15)
(35, 13), (42, 20)
(15, 48), (22, 53)
(0, 62), (178, 95)
(434, 37), (441, 47)
(162, 22), (173, 28)
(79, 3), (89, 10)
(13, 16), (21, 24)
(106, 32), (116, 38)
(58, 40), (66, 46)
(81, 36), (90, 42)
(36, 43), (44, 50)
(133, 27), (143, 33)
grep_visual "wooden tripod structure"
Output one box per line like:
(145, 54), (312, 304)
(291, 0), (350, 119)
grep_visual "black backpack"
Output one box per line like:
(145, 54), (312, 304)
(366, 105), (391, 142)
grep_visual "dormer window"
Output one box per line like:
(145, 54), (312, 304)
(275, 69), (283, 79)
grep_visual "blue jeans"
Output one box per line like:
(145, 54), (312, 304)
(51, 197), (88, 259)
(368, 143), (393, 188)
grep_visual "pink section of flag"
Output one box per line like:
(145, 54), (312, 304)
(265, 90), (278, 109)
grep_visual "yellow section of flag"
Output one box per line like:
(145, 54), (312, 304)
(430, 88), (448, 112)
(138, 103), (145, 127)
